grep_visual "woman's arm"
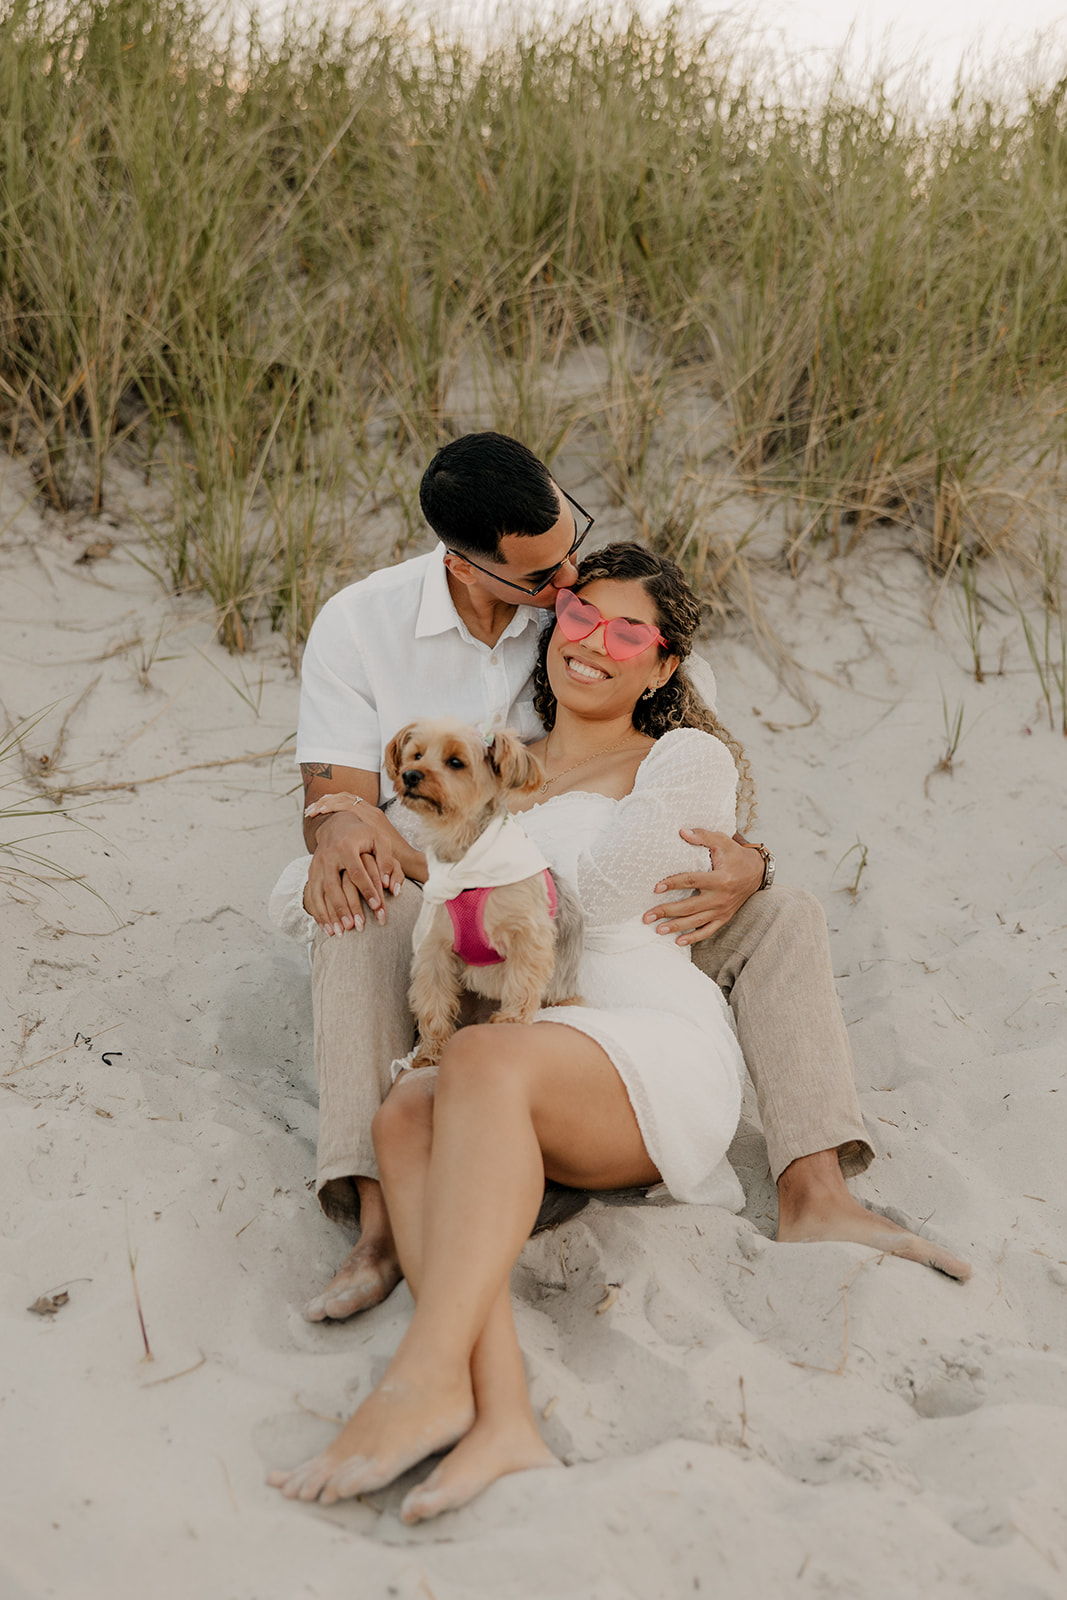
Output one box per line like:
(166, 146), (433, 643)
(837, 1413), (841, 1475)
(576, 729), (738, 927)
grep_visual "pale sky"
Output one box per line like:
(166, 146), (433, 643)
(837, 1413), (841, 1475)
(262, 1), (1067, 103)
(745, 0), (1067, 98)
(429, 0), (1066, 101)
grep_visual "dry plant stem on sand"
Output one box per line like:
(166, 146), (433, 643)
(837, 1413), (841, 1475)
(0, 711), (114, 911)
(924, 691), (967, 797)
(833, 838), (869, 902)
(39, 746), (296, 803)
(125, 1216), (153, 1363)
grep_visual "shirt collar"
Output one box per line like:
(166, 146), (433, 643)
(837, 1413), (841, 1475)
(415, 542), (543, 644)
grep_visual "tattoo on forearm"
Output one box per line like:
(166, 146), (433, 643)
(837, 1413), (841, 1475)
(301, 762), (332, 796)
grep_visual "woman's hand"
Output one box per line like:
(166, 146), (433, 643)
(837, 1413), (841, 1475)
(642, 829), (765, 945)
(304, 791), (365, 820)
(303, 802), (423, 935)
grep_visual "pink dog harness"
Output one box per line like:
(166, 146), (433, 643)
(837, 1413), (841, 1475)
(445, 871), (558, 967)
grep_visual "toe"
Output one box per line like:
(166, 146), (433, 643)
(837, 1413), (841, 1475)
(320, 1456), (373, 1503)
(400, 1464), (445, 1524)
(887, 1230), (971, 1282)
(288, 1454), (339, 1502)
(927, 1248), (972, 1283)
(303, 1296), (327, 1322)
(400, 1488), (438, 1525)
(322, 1287), (363, 1319)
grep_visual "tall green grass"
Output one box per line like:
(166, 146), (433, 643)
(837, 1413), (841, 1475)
(1, 0), (1066, 660)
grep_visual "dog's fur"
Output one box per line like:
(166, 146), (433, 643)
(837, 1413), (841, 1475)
(384, 717), (584, 1069)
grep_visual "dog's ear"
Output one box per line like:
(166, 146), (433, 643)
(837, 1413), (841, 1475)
(384, 724), (416, 784)
(486, 728), (542, 794)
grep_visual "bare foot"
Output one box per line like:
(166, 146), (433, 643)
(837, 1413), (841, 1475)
(777, 1151), (971, 1282)
(268, 1373), (475, 1504)
(400, 1412), (560, 1525)
(304, 1238), (402, 1322)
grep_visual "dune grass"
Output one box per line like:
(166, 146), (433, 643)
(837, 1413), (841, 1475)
(0, 0), (1065, 681)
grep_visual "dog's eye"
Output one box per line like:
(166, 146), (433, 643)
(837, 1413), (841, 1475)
(445, 757), (466, 770)
(411, 751), (422, 761)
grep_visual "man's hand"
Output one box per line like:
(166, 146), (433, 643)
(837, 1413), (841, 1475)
(303, 805), (417, 934)
(642, 829), (765, 946)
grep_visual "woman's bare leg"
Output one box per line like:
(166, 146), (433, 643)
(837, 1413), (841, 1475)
(360, 1075), (557, 1522)
(368, 1076), (558, 1522)
(269, 1023), (656, 1505)
(399, 1285), (559, 1524)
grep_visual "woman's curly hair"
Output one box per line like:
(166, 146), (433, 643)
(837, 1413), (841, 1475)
(532, 541), (756, 829)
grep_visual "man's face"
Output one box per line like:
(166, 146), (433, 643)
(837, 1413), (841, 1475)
(443, 484), (584, 609)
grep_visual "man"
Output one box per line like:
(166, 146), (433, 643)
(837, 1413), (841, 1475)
(294, 432), (969, 1321)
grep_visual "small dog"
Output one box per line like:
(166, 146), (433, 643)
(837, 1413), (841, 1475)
(384, 717), (584, 1069)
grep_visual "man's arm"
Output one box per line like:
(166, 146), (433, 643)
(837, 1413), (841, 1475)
(300, 762), (426, 934)
(301, 762), (378, 851)
(642, 829), (766, 946)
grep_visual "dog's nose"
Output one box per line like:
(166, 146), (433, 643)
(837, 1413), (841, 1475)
(401, 767), (422, 790)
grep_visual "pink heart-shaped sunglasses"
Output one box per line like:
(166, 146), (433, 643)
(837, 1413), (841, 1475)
(554, 588), (668, 661)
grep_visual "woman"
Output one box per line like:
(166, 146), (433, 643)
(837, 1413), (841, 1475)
(269, 542), (756, 1521)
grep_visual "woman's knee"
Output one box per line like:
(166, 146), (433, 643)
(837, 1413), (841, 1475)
(372, 1077), (434, 1163)
(436, 1024), (524, 1097)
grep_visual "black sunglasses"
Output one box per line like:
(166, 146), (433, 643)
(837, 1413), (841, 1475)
(447, 490), (595, 597)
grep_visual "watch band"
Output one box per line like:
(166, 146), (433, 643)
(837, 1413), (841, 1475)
(751, 842), (776, 890)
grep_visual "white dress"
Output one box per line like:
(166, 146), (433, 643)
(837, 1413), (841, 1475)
(521, 728), (746, 1210)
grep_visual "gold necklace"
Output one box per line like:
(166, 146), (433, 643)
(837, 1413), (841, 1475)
(539, 730), (641, 794)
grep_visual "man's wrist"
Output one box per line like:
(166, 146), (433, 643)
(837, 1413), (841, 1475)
(736, 834), (775, 890)
(750, 843), (775, 890)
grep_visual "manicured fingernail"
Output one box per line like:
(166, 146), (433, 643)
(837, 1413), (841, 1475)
(654, 883), (667, 893)
(392, 882), (403, 895)
(332, 922), (343, 937)
(341, 916), (353, 930)
(657, 924), (672, 935)
(354, 915), (364, 931)
(376, 909), (385, 923)
(368, 897), (379, 911)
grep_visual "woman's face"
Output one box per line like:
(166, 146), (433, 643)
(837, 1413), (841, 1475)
(546, 577), (680, 722)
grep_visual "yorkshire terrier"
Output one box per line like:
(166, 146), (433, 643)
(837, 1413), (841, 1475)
(384, 717), (584, 1069)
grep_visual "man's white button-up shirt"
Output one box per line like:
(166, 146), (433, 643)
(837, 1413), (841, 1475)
(297, 545), (546, 802)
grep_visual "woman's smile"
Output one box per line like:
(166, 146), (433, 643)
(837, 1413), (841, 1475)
(562, 651), (612, 684)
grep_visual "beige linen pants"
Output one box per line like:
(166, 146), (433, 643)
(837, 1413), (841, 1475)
(311, 882), (873, 1227)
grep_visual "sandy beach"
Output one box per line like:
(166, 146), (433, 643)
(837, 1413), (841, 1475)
(2, 442), (1065, 1600)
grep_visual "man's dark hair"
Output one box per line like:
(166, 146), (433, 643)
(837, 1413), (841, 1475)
(419, 432), (559, 560)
